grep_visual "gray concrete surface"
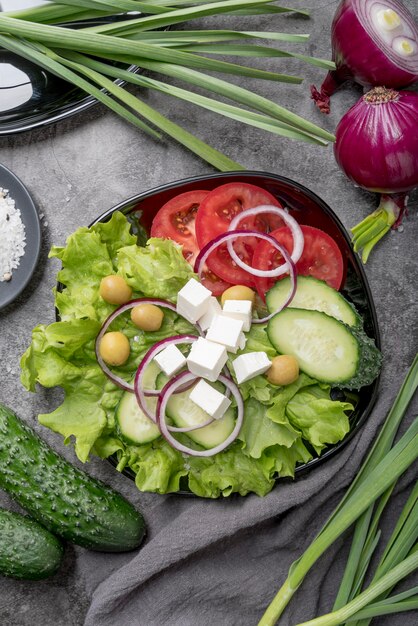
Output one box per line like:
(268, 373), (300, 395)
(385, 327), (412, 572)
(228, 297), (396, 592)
(0, 1), (417, 625)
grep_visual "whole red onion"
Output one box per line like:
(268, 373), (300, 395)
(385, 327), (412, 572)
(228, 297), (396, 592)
(311, 0), (418, 113)
(334, 87), (418, 261)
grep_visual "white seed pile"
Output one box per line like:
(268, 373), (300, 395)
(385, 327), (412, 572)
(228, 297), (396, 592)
(0, 187), (26, 282)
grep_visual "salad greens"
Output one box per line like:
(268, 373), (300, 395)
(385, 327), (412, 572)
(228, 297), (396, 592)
(21, 212), (358, 498)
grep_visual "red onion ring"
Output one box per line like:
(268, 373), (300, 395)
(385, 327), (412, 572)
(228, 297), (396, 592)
(227, 205), (304, 278)
(194, 230), (297, 324)
(156, 371), (244, 457)
(134, 335), (198, 422)
(95, 298), (200, 392)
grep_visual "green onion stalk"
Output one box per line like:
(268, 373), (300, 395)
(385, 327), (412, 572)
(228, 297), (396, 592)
(0, 0), (334, 170)
(258, 355), (418, 625)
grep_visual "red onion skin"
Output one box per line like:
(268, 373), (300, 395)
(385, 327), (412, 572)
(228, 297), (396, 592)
(311, 0), (418, 114)
(335, 87), (418, 261)
(334, 90), (418, 194)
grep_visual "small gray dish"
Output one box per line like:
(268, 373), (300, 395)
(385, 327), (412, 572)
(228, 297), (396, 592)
(0, 163), (41, 310)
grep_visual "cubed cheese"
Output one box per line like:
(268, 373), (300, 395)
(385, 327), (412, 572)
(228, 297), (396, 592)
(176, 278), (212, 323)
(154, 344), (186, 377)
(206, 314), (244, 353)
(197, 296), (222, 331)
(238, 332), (246, 351)
(189, 379), (231, 420)
(187, 337), (228, 382)
(222, 299), (253, 331)
(232, 352), (272, 384)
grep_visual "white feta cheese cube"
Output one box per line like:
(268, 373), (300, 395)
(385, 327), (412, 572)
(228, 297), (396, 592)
(238, 332), (247, 351)
(197, 296), (222, 331)
(189, 379), (231, 420)
(206, 314), (244, 353)
(187, 337), (228, 382)
(176, 278), (212, 323)
(232, 352), (272, 384)
(154, 344), (186, 377)
(222, 299), (253, 331)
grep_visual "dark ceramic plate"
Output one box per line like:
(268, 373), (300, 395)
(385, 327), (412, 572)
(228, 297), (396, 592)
(0, 2), (137, 135)
(0, 163), (41, 310)
(85, 171), (381, 489)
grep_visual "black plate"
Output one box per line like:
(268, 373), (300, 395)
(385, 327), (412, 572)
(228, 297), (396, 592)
(0, 3), (137, 135)
(83, 171), (381, 490)
(0, 163), (41, 310)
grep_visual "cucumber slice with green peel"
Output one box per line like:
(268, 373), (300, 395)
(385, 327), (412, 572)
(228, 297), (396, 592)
(116, 361), (161, 445)
(116, 392), (160, 445)
(266, 276), (360, 327)
(267, 308), (359, 385)
(166, 384), (236, 450)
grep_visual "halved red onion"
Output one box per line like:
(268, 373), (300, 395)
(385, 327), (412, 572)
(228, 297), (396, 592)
(227, 205), (304, 278)
(96, 298), (199, 392)
(134, 335), (198, 422)
(156, 371), (244, 457)
(194, 230), (297, 324)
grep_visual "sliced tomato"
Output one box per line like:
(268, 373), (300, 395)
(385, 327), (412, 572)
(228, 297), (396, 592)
(195, 182), (283, 286)
(252, 225), (345, 299)
(150, 189), (232, 296)
(151, 190), (208, 265)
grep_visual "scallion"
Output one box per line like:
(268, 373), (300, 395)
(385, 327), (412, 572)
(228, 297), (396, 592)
(0, 1), (334, 169)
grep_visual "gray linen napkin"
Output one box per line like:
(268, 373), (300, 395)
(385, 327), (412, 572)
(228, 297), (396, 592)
(84, 356), (418, 626)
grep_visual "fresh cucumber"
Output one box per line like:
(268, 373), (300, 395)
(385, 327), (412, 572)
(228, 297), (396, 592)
(267, 308), (381, 388)
(0, 508), (63, 580)
(266, 276), (360, 327)
(0, 404), (145, 552)
(156, 374), (236, 449)
(168, 390), (236, 449)
(116, 361), (160, 445)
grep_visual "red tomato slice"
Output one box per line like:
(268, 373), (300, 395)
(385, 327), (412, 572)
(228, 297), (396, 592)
(252, 225), (345, 299)
(150, 189), (232, 296)
(195, 183), (283, 287)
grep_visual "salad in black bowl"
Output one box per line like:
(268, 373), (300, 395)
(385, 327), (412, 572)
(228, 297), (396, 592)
(21, 172), (381, 498)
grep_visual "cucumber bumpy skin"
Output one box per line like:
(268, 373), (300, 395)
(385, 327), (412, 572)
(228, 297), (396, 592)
(0, 404), (146, 552)
(0, 509), (63, 580)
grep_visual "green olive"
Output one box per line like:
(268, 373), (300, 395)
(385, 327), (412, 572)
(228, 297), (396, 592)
(131, 304), (164, 331)
(267, 355), (299, 386)
(221, 285), (256, 306)
(99, 332), (130, 366)
(100, 275), (132, 305)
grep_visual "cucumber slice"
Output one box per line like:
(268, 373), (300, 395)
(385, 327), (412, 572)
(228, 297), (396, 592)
(266, 276), (360, 327)
(166, 384), (236, 450)
(116, 361), (160, 445)
(267, 308), (359, 385)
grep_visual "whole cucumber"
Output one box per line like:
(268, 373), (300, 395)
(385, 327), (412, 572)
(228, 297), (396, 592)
(0, 404), (146, 552)
(0, 508), (63, 580)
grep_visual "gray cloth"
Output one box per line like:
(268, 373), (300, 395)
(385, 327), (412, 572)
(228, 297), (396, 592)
(84, 355), (418, 626)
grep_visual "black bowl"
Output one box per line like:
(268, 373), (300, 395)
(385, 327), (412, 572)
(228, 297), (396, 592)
(84, 171), (381, 488)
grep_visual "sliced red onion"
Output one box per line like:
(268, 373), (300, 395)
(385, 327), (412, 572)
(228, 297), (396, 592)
(194, 229), (297, 324)
(96, 298), (176, 391)
(134, 335), (198, 422)
(226, 205), (304, 278)
(156, 371), (244, 457)
(311, 0), (418, 114)
(96, 298), (200, 392)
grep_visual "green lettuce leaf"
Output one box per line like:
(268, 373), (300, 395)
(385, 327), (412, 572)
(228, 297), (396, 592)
(117, 237), (195, 302)
(239, 398), (300, 458)
(265, 439), (313, 478)
(286, 385), (353, 454)
(187, 443), (274, 498)
(50, 212), (137, 321)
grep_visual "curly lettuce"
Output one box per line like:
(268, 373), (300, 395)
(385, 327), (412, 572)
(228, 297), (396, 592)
(21, 212), (355, 498)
